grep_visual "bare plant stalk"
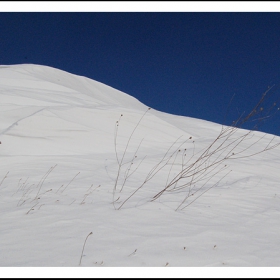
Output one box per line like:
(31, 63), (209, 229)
(80, 190), (93, 204)
(17, 187), (33, 207)
(79, 232), (93, 266)
(34, 164), (57, 200)
(26, 202), (39, 214)
(117, 136), (190, 210)
(120, 138), (146, 192)
(0, 171), (9, 188)
(113, 108), (151, 208)
(61, 172), (80, 193)
(12, 178), (24, 196)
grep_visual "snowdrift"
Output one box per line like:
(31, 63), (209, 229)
(1, 64), (280, 268)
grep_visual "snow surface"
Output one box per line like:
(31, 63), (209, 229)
(1, 64), (280, 275)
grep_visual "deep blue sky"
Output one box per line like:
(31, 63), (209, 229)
(1, 12), (280, 135)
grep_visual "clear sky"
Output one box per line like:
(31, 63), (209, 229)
(1, 5), (280, 136)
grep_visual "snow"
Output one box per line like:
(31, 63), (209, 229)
(1, 64), (280, 276)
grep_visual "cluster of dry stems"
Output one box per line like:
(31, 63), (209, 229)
(112, 88), (280, 211)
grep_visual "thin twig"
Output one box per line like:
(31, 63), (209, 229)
(79, 232), (93, 266)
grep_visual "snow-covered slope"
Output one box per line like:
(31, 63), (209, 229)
(0, 64), (219, 156)
(1, 64), (280, 271)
